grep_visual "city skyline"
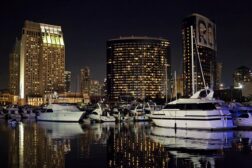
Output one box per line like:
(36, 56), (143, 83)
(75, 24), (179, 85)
(1, 0), (252, 90)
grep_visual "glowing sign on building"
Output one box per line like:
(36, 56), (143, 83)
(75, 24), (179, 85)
(40, 24), (64, 46)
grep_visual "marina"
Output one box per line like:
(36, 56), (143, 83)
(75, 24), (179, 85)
(0, 1), (251, 168)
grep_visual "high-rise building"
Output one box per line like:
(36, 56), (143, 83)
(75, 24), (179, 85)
(64, 71), (71, 92)
(80, 67), (91, 95)
(9, 38), (20, 95)
(90, 80), (102, 97)
(107, 36), (171, 100)
(19, 20), (65, 99)
(216, 62), (222, 90)
(233, 66), (252, 88)
(182, 13), (217, 97)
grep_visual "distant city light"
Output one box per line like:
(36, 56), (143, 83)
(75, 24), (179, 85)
(234, 82), (243, 89)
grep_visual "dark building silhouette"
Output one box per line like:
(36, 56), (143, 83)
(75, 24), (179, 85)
(64, 71), (71, 92)
(9, 38), (20, 95)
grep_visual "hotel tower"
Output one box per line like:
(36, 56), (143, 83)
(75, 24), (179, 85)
(19, 20), (65, 100)
(106, 36), (171, 100)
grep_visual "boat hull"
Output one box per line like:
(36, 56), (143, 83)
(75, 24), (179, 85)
(37, 112), (84, 122)
(89, 114), (116, 122)
(234, 118), (252, 127)
(150, 109), (234, 130)
(151, 117), (234, 130)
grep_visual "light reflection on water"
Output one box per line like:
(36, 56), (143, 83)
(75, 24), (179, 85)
(1, 120), (252, 168)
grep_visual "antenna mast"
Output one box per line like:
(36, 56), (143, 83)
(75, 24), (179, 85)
(190, 26), (195, 95)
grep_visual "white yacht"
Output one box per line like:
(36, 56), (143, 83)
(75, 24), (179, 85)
(233, 109), (252, 127)
(36, 103), (85, 122)
(89, 103), (116, 122)
(149, 89), (234, 130)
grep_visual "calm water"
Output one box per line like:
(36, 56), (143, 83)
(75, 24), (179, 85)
(1, 120), (252, 168)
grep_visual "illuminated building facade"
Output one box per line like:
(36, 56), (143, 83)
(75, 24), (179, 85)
(80, 67), (91, 95)
(0, 92), (19, 105)
(64, 71), (71, 92)
(182, 13), (217, 96)
(90, 80), (102, 97)
(20, 20), (65, 100)
(9, 38), (20, 95)
(233, 66), (252, 88)
(39, 23), (65, 94)
(107, 37), (171, 100)
(233, 66), (252, 97)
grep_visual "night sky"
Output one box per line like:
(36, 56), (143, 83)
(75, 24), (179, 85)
(0, 0), (252, 90)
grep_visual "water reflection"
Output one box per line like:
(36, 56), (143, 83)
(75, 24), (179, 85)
(107, 122), (171, 167)
(150, 127), (233, 150)
(234, 131), (252, 152)
(1, 121), (252, 167)
(38, 122), (83, 139)
(149, 127), (234, 168)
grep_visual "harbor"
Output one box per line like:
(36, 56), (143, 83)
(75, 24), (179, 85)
(1, 1), (252, 168)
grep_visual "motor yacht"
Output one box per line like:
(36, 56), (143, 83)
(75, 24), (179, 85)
(149, 89), (234, 130)
(36, 103), (85, 122)
(233, 109), (252, 127)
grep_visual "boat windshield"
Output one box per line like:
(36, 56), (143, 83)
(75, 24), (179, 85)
(46, 109), (53, 113)
(238, 113), (249, 118)
(164, 103), (216, 110)
(46, 104), (80, 112)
